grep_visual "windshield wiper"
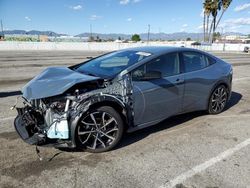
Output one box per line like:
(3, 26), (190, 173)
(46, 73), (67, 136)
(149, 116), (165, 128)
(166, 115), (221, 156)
(86, 73), (98, 77)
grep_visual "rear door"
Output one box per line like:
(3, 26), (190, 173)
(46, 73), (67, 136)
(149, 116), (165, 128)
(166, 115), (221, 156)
(132, 53), (185, 126)
(180, 51), (217, 112)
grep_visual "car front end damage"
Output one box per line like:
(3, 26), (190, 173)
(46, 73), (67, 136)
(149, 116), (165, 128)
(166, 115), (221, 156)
(13, 67), (133, 149)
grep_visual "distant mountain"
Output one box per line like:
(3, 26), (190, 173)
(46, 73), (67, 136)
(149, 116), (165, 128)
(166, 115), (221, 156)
(75, 32), (246, 41)
(140, 32), (204, 40)
(75, 33), (131, 40)
(3, 30), (246, 41)
(3, 30), (67, 37)
(75, 32), (205, 40)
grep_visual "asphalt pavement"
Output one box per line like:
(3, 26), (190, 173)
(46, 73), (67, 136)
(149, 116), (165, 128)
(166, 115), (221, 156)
(0, 50), (250, 188)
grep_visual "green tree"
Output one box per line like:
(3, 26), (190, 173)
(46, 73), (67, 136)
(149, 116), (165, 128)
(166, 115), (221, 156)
(186, 37), (192, 41)
(213, 32), (221, 41)
(96, 35), (102, 42)
(88, 36), (95, 42)
(131, 34), (141, 42)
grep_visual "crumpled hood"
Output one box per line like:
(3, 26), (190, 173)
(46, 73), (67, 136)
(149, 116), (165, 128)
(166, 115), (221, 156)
(22, 67), (100, 101)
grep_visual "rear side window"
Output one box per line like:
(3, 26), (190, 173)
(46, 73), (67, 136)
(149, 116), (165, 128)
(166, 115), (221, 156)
(182, 52), (209, 73)
(205, 55), (216, 65)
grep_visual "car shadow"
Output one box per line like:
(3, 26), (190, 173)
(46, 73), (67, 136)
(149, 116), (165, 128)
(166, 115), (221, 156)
(0, 90), (22, 98)
(225, 91), (242, 110)
(116, 91), (242, 150)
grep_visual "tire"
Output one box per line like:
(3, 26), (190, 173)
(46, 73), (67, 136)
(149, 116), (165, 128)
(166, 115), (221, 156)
(244, 47), (249, 53)
(208, 85), (228, 114)
(76, 106), (124, 153)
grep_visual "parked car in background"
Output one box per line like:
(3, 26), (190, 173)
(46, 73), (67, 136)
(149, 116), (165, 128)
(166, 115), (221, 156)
(244, 46), (249, 53)
(191, 41), (201, 46)
(13, 46), (233, 152)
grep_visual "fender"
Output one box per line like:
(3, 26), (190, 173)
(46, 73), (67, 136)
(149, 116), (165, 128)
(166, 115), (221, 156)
(206, 79), (231, 109)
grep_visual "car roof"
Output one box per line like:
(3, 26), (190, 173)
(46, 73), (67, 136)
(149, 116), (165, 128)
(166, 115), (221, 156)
(122, 46), (200, 56)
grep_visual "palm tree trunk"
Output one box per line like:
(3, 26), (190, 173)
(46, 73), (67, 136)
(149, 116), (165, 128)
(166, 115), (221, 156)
(212, 16), (216, 43)
(203, 13), (206, 42)
(206, 15), (210, 42)
(208, 19), (214, 44)
(215, 9), (225, 30)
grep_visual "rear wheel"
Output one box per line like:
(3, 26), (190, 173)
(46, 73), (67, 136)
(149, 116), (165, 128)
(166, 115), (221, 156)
(76, 106), (124, 153)
(208, 85), (228, 114)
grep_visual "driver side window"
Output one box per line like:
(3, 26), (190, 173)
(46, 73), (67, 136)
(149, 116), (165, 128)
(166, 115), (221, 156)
(132, 53), (180, 81)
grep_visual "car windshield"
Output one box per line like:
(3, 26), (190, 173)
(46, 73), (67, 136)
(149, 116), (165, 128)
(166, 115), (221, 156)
(75, 50), (151, 77)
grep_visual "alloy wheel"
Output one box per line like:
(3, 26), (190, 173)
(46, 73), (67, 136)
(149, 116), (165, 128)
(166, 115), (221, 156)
(210, 86), (228, 113)
(77, 111), (119, 150)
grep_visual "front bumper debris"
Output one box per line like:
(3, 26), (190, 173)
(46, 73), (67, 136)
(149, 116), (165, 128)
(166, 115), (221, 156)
(14, 107), (46, 145)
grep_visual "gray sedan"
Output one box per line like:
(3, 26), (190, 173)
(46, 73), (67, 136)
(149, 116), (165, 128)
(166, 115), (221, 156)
(14, 46), (233, 153)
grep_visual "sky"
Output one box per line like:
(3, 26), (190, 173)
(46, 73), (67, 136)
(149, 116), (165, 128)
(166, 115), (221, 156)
(0, 0), (250, 35)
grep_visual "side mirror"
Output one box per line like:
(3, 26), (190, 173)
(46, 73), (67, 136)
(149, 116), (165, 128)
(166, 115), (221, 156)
(141, 71), (162, 81)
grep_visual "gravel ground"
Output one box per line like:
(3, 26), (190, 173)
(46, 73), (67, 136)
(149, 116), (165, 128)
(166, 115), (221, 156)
(0, 50), (250, 188)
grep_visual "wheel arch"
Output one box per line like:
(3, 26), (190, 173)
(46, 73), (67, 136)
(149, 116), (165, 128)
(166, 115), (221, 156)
(207, 80), (230, 110)
(89, 100), (128, 127)
(69, 94), (129, 147)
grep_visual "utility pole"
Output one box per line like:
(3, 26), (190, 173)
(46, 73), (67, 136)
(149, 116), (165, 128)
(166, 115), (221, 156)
(0, 20), (4, 39)
(89, 24), (93, 42)
(147, 24), (150, 44)
(159, 27), (161, 41)
(221, 27), (225, 52)
(90, 24), (93, 38)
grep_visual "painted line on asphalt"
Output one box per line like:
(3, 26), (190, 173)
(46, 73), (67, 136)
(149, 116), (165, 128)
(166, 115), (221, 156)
(208, 114), (250, 119)
(233, 77), (250, 81)
(161, 113), (250, 136)
(0, 116), (15, 121)
(159, 137), (250, 188)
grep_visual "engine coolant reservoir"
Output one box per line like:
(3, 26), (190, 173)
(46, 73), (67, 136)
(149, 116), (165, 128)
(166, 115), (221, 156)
(47, 99), (70, 139)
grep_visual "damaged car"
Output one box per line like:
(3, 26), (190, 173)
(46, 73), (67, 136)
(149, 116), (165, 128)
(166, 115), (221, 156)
(13, 47), (233, 152)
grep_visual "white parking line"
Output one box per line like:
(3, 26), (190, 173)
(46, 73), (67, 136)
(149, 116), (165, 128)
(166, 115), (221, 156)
(0, 116), (15, 121)
(159, 138), (250, 188)
(233, 77), (250, 81)
(208, 114), (250, 119)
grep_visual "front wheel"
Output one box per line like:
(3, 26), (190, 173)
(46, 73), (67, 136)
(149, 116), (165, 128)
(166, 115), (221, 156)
(76, 106), (124, 153)
(208, 85), (228, 114)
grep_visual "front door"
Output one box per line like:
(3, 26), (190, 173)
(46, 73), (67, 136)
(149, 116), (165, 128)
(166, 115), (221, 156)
(131, 53), (184, 126)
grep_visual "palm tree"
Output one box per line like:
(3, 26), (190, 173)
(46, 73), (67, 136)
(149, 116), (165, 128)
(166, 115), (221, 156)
(215, 0), (232, 30)
(203, 0), (232, 43)
(207, 0), (222, 43)
(203, 9), (206, 42)
(203, 0), (212, 42)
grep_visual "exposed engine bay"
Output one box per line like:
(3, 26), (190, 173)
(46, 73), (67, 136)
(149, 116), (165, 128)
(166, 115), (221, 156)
(13, 67), (133, 148)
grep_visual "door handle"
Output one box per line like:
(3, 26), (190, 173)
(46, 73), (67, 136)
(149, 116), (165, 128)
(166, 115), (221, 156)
(175, 78), (184, 85)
